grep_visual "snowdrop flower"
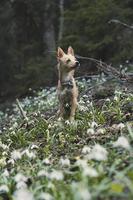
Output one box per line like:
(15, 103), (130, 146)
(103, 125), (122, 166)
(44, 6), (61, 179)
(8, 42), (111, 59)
(0, 157), (6, 166)
(2, 169), (9, 177)
(83, 95), (88, 98)
(105, 98), (110, 102)
(76, 159), (88, 168)
(12, 122), (18, 129)
(89, 144), (108, 161)
(87, 128), (94, 135)
(78, 188), (91, 200)
(22, 149), (36, 159)
(65, 120), (70, 125)
(14, 173), (28, 189)
(16, 181), (27, 189)
(76, 159), (98, 177)
(30, 144), (39, 150)
(37, 170), (49, 177)
(82, 146), (91, 154)
(0, 141), (8, 150)
(59, 157), (70, 167)
(96, 128), (105, 134)
(49, 170), (64, 181)
(78, 105), (88, 112)
(83, 166), (98, 177)
(0, 185), (9, 193)
(114, 96), (118, 101)
(13, 188), (34, 200)
(117, 123), (125, 130)
(43, 158), (51, 165)
(72, 182), (91, 200)
(113, 136), (130, 150)
(91, 121), (98, 128)
(7, 159), (15, 165)
(39, 192), (53, 200)
(11, 150), (22, 160)
(14, 173), (27, 183)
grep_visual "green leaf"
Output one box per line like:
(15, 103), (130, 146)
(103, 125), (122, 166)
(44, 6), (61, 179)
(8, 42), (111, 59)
(111, 182), (124, 193)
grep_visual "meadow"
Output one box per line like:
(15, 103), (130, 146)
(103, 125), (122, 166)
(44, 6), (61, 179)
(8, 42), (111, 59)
(0, 77), (133, 200)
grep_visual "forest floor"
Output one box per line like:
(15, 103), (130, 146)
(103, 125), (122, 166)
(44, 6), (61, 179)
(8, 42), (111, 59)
(0, 75), (133, 200)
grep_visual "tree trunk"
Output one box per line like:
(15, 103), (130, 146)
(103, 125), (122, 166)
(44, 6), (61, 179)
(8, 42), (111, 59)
(43, 0), (56, 57)
(58, 0), (64, 43)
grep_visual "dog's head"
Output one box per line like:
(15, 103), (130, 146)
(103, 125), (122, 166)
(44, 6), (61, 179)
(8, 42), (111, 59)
(57, 46), (80, 72)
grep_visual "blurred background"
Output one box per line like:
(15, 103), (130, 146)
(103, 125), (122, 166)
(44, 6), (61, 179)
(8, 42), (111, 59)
(0, 0), (133, 101)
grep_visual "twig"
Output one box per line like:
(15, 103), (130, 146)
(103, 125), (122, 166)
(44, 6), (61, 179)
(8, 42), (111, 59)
(108, 19), (133, 30)
(16, 98), (29, 122)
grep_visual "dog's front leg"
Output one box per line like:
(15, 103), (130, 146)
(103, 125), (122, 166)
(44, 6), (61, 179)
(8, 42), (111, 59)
(69, 98), (77, 121)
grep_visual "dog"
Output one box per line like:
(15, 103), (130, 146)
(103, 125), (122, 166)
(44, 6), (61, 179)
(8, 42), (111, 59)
(57, 46), (80, 121)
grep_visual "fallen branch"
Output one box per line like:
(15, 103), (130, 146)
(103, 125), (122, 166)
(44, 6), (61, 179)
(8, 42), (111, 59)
(76, 55), (133, 82)
(16, 98), (29, 123)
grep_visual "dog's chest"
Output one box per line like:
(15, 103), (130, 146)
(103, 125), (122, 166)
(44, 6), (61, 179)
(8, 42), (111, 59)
(60, 87), (73, 103)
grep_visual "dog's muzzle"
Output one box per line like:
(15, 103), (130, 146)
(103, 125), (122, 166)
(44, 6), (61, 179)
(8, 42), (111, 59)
(75, 60), (80, 68)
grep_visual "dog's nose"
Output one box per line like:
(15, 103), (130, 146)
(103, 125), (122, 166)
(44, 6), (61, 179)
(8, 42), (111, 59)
(75, 60), (80, 67)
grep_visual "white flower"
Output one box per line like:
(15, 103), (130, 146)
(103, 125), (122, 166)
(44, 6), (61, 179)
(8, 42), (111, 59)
(78, 105), (88, 112)
(0, 185), (9, 193)
(16, 181), (27, 189)
(37, 170), (49, 177)
(87, 128), (94, 135)
(2, 169), (9, 177)
(39, 192), (53, 200)
(30, 144), (39, 150)
(82, 146), (91, 154)
(96, 128), (105, 134)
(43, 158), (51, 165)
(0, 142), (8, 150)
(7, 159), (15, 165)
(13, 188), (34, 200)
(113, 136), (130, 150)
(22, 149), (36, 159)
(14, 173), (27, 183)
(91, 121), (98, 128)
(14, 173), (28, 189)
(59, 157), (70, 167)
(72, 182), (91, 200)
(76, 159), (98, 177)
(65, 120), (70, 125)
(79, 188), (91, 200)
(0, 157), (6, 166)
(11, 150), (22, 160)
(49, 170), (64, 181)
(89, 144), (108, 161)
(117, 123), (125, 130)
(105, 98), (110, 102)
(83, 166), (98, 177)
(76, 159), (88, 168)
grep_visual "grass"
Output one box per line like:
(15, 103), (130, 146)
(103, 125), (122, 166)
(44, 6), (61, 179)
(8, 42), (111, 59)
(0, 78), (133, 200)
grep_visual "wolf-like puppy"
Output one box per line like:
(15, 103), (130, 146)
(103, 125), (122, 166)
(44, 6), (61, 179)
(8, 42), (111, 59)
(57, 46), (80, 121)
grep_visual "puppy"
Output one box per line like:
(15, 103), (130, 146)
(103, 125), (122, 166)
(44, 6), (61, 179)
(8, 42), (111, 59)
(57, 46), (80, 121)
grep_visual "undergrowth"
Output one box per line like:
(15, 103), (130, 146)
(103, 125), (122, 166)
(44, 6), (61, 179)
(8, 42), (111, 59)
(0, 79), (133, 200)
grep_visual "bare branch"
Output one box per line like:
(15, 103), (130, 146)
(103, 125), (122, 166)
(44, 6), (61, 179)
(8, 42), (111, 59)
(108, 19), (133, 30)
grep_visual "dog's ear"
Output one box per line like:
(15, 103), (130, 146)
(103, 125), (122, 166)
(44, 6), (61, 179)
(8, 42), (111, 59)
(67, 46), (74, 56)
(57, 47), (64, 58)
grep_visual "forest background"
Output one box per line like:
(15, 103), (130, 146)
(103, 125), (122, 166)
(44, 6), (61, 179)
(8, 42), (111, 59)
(0, 0), (133, 100)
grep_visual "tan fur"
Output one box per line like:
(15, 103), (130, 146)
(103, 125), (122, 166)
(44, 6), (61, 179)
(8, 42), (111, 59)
(57, 46), (79, 121)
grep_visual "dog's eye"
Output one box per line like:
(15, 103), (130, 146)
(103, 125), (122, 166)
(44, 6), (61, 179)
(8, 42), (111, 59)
(66, 59), (71, 63)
